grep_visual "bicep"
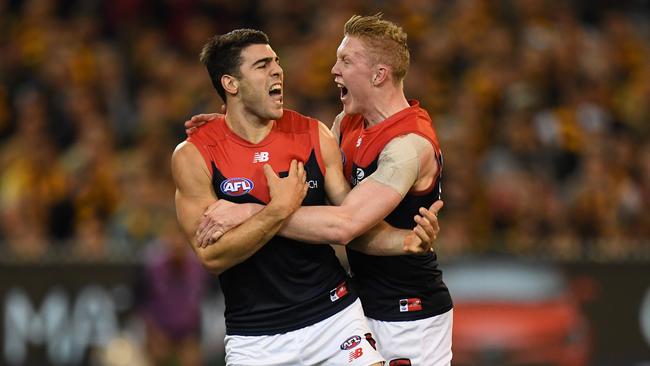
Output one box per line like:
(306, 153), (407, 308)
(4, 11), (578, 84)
(171, 142), (217, 244)
(366, 135), (425, 197)
(335, 137), (424, 231)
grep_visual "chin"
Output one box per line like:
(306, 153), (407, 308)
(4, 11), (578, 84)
(269, 108), (283, 120)
(342, 103), (357, 115)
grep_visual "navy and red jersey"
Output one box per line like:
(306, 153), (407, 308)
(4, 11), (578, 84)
(187, 109), (355, 335)
(339, 100), (452, 321)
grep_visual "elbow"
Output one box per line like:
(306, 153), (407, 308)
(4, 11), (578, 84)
(326, 211), (370, 245)
(329, 222), (359, 246)
(195, 251), (226, 276)
(203, 264), (226, 276)
(202, 260), (226, 276)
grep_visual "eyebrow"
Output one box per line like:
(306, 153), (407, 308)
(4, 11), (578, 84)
(252, 56), (279, 67)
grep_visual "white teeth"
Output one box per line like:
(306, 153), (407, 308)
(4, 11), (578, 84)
(269, 84), (282, 92)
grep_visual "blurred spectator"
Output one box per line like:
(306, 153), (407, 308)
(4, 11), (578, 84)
(0, 0), (649, 262)
(135, 217), (209, 366)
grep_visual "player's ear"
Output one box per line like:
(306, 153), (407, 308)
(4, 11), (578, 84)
(222, 74), (239, 96)
(372, 64), (390, 86)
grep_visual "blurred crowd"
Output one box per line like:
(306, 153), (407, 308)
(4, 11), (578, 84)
(0, 0), (649, 261)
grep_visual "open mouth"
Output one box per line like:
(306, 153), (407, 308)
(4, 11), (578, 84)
(269, 83), (283, 104)
(337, 83), (348, 99)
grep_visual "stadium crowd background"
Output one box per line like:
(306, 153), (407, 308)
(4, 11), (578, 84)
(0, 0), (649, 262)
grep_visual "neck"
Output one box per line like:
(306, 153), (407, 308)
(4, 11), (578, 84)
(224, 102), (275, 144)
(362, 84), (410, 127)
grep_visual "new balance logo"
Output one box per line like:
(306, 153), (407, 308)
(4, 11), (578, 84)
(253, 152), (269, 163)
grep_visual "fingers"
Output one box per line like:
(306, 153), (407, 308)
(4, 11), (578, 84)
(428, 200), (444, 216)
(196, 216), (210, 238)
(300, 179), (309, 200)
(285, 160), (307, 184)
(415, 213), (436, 240)
(196, 217), (210, 247)
(220, 104), (227, 113)
(191, 113), (213, 123)
(288, 159), (298, 176)
(403, 211), (437, 254)
(266, 160), (306, 181)
(199, 225), (223, 248)
(294, 161), (308, 199)
(186, 113), (223, 132)
(184, 118), (197, 135)
(186, 113), (218, 135)
(412, 225), (430, 248)
(204, 227), (224, 247)
(296, 161), (305, 181)
(211, 230), (224, 244)
(263, 163), (279, 183)
(419, 207), (439, 236)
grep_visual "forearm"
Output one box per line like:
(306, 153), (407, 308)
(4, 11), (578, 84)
(347, 221), (409, 256)
(194, 204), (289, 275)
(279, 204), (370, 245)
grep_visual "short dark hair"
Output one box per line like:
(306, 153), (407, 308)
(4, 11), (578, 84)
(200, 29), (270, 102)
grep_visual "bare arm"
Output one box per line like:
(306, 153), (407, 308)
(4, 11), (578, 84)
(347, 201), (443, 255)
(172, 141), (306, 275)
(194, 123), (441, 254)
(280, 123), (439, 251)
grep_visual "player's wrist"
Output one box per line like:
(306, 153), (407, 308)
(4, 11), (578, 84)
(265, 200), (296, 220)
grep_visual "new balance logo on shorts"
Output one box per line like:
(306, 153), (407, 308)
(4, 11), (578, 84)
(329, 282), (348, 302)
(348, 348), (364, 362)
(252, 151), (269, 163)
(399, 298), (422, 312)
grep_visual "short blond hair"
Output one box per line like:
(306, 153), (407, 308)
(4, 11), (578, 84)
(344, 13), (409, 82)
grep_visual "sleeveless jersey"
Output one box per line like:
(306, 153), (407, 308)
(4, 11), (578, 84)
(188, 109), (356, 335)
(339, 100), (452, 321)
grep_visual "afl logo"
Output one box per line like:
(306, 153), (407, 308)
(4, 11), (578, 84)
(220, 177), (254, 196)
(340, 335), (362, 350)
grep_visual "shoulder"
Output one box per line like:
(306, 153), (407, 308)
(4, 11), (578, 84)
(386, 134), (433, 152)
(172, 141), (203, 170)
(277, 109), (320, 132)
(380, 134), (434, 164)
(172, 141), (212, 190)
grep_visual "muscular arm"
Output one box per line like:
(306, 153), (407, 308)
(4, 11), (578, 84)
(172, 141), (304, 276)
(279, 123), (438, 249)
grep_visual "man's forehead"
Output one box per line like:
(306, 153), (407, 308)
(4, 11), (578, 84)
(241, 44), (277, 62)
(337, 36), (365, 56)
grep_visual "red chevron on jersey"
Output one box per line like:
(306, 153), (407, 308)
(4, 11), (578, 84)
(187, 109), (326, 204)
